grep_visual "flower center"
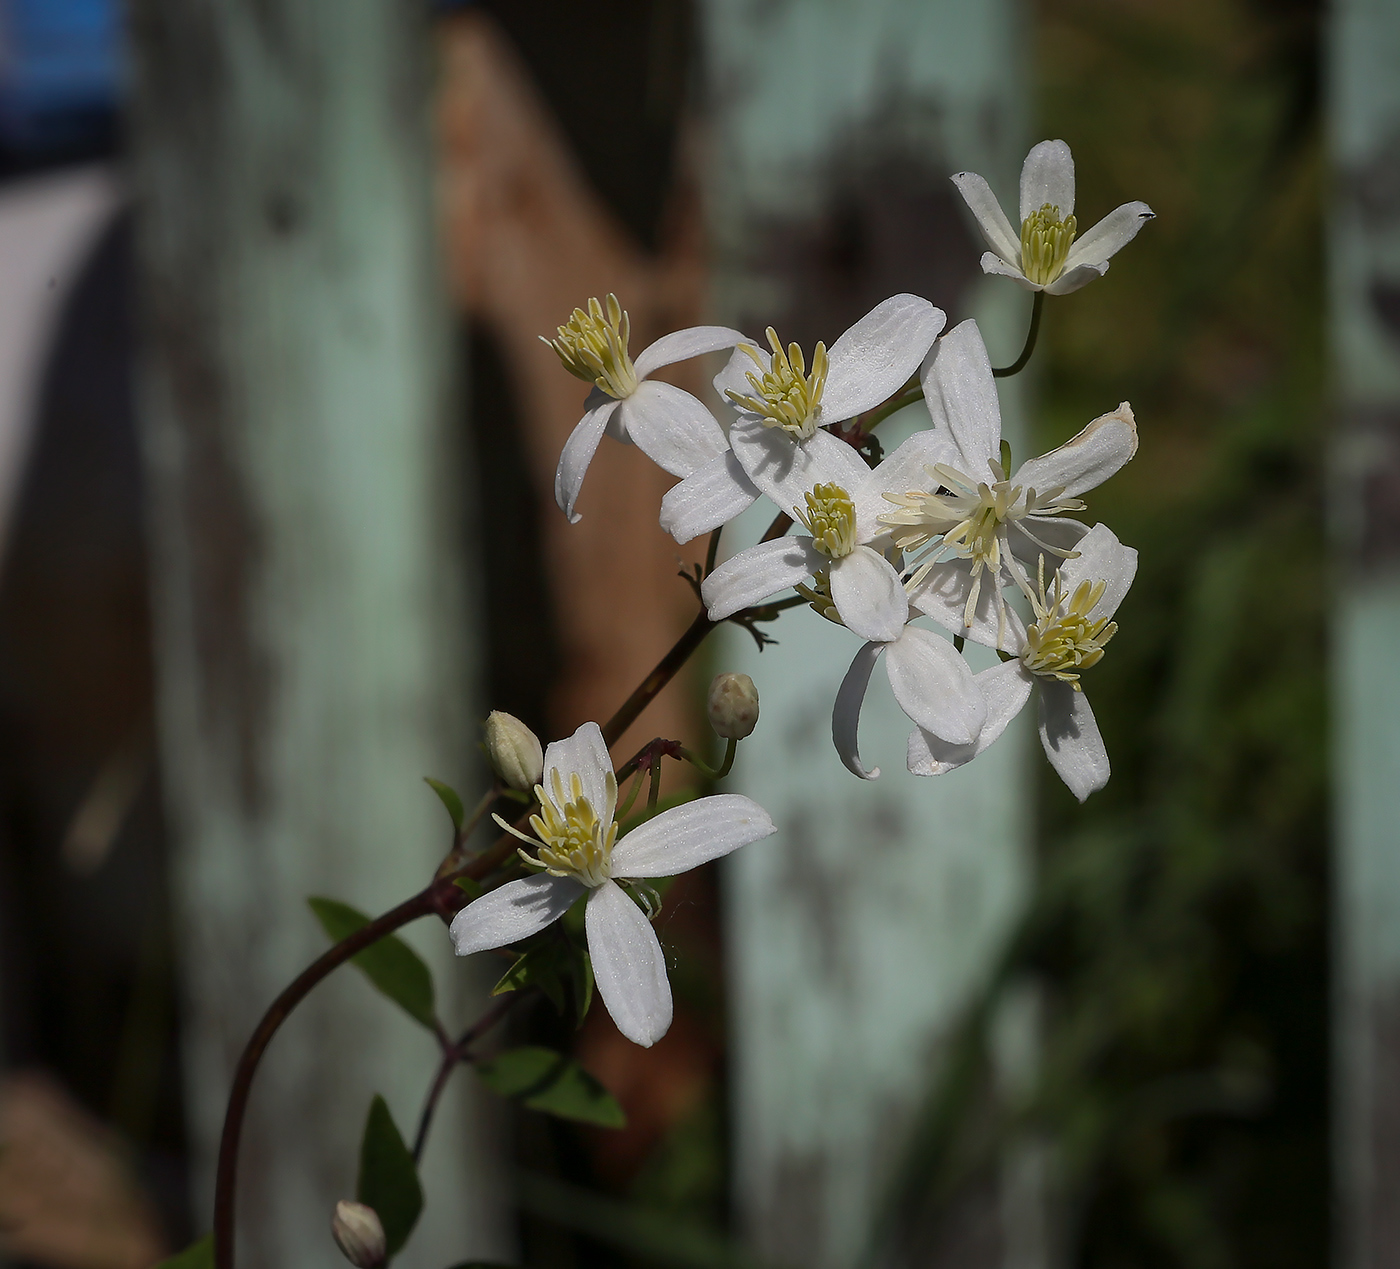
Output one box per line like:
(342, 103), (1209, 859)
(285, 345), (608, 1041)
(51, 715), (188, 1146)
(725, 328), (828, 440)
(526, 769), (618, 888)
(1021, 563), (1116, 686)
(795, 482), (857, 559)
(881, 461), (1026, 572)
(542, 294), (639, 399)
(794, 569), (844, 625)
(1020, 203), (1077, 286)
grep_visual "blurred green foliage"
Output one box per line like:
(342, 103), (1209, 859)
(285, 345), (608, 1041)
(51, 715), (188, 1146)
(879, 1), (1328, 1265)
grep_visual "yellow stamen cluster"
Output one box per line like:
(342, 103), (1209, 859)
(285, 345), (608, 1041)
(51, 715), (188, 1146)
(794, 570), (844, 626)
(526, 769), (618, 888)
(1020, 203), (1077, 286)
(726, 328), (828, 439)
(1021, 564), (1116, 687)
(541, 294), (639, 399)
(795, 483), (857, 559)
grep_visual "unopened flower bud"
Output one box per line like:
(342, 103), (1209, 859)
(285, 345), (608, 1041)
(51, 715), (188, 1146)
(708, 673), (759, 740)
(484, 710), (543, 791)
(332, 1200), (386, 1269)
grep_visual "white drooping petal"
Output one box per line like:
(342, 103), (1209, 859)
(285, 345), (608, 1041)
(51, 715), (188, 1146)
(610, 794), (776, 878)
(632, 325), (748, 380)
(542, 721), (613, 819)
(1043, 262), (1110, 296)
(1063, 202), (1155, 272)
(728, 415), (871, 513)
(555, 396), (621, 523)
(1052, 523), (1138, 622)
(907, 659), (1034, 776)
(659, 451), (759, 544)
(819, 295), (946, 424)
(833, 641), (885, 780)
(884, 625), (987, 747)
(1038, 680), (1109, 802)
(979, 251), (1037, 289)
(1020, 139), (1075, 222)
(1014, 402), (1138, 498)
(853, 429), (963, 543)
(450, 874), (584, 956)
(921, 319), (1002, 475)
(585, 880), (673, 1047)
(908, 559), (1028, 653)
(951, 172), (1021, 265)
(615, 381), (728, 478)
(828, 545), (908, 643)
(701, 537), (822, 621)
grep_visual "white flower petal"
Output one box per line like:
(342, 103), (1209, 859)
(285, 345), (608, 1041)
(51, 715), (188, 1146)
(633, 325), (748, 380)
(616, 381), (728, 478)
(611, 794), (776, 878)
(907, 659), (1034, 775)
(450, 874), (584, 956)
(1015, 402), (1138, 498)
(979, 252), (1038, 290)
(1043, 262), (1109, 295)
(884, 625), (986, 746)
(1008, 514), (1091, 566)
(728, 415), (871, 513)
(1053, 523), (1138, 621)
(1020, 139), (1075, 222)
(555, 396), (621, 523)
(819, 295), (946, 424)
(659, 451), (759, 544)
(701, 536), (821, 621)
(1063, 202), (1155, 271)
(832, 641), (885, 779)
(908, 559), (1027, 653)
(542, 721), (613, 817)
(1038, 680), (1109, 802)
(920, 319), (1002, 476)
(713, 344), (760, 403)
(951, 172), (1020, 265)
(829, 545), (908, 643)
(853, 428), (961, 543)
(585, 880), (673, 1047)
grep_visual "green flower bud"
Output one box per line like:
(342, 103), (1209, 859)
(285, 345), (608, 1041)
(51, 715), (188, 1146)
(331, 1200), (386, 1269)
(484, 710), (544, 791)
(707, 673), (759, 740)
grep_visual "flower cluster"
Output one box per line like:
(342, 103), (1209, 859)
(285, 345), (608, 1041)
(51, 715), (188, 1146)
(452, 138), (1151, 1049)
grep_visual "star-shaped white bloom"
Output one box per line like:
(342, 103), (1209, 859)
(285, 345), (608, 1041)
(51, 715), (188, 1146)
(882, 319), (1137, 652)
(449, 722), (775, 1047)
(906, 524), (1137, 802)
(953, 140), (1154, 294)
(659, 294), (947, 545)
(547, 295), (749, 523)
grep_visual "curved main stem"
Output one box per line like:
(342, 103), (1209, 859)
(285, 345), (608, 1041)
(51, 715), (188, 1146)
(992, 291), (1043, 378)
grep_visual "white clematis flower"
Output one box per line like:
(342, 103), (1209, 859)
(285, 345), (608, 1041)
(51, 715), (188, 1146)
(659, 294), (946, 544)
(906, 524), (1137, 801)
(546, 294), (749, 524)
(952, 140), (1154, 294)
(449, 721), (775, 1047)
(881, 319), (1137, 652)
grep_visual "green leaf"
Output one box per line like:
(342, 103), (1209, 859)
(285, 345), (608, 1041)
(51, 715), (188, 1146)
(308, 897), (437, 1030)
(476, 1047), (626, 1128)
(424, 777), (466, 831)
(357, 1095), (423, 1260)
(492, 943), (566, 1011)
(154, 1235), (212, 1269)
(454, 876), (484, 901)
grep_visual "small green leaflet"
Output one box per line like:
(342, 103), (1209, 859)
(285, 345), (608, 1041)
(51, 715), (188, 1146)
(154, 1235), (212, 1269)
(357, 1095), (424, 1260)
(424, 777), (466, 831)
(307, 897), (437, 1030)
(492, 940), (594, 1026)
(476, 1046), (625, 1128)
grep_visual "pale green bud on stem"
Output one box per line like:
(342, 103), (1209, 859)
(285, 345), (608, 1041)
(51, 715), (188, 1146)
(708, 673), (760, 740)
(331, 1201), (386, 1269)
(484, 711), (544, 792)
